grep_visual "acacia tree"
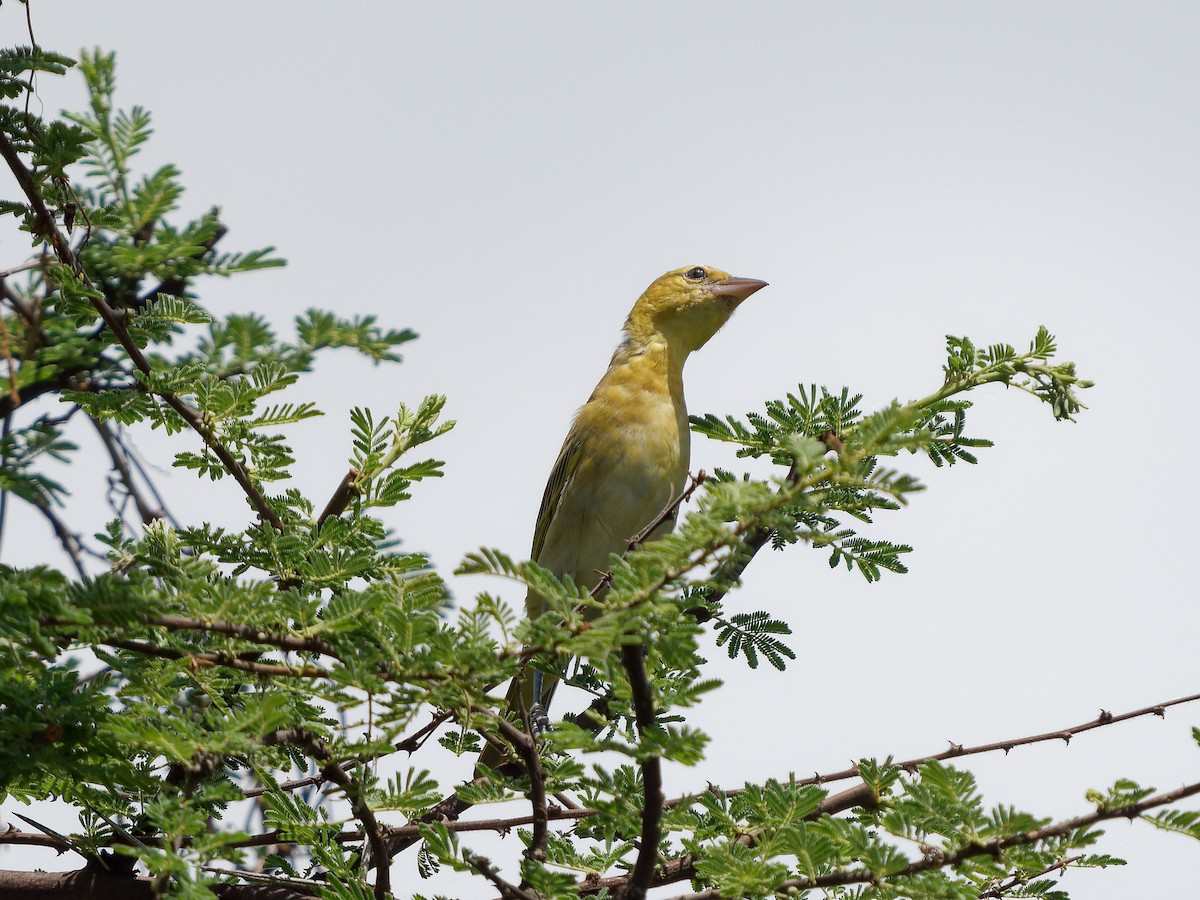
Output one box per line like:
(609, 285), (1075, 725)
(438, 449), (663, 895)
(2, 46), (1198, 900)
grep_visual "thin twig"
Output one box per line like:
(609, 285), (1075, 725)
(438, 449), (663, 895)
(464, 852), (542, 900)
(0, 256), (50, 279)
(31, 498), (93, 581)
(713, 689), (1200, 801)
(978, 854), (1084, 899)
(143, 613), (340, 658)
(627, 469), (709, 550)
(89, 416), (165, 525)
(241, 709), (452, 800)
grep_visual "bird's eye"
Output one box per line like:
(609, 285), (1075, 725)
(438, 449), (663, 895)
(685, 266), (707, 281)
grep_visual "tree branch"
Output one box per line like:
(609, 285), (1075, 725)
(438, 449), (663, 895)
(101, 638), (327, 678)
(479, 705), (549, 864)
(31, 497), (95, 581)
(264, 728), (390, 900)
(0, 128), (285, 532)
(620, 642), (663, 900)
(464, 852), (541, 900)
(713, 688), (1200, 801)
(89, 416), (165, 526)
(0, 866), (316, 899)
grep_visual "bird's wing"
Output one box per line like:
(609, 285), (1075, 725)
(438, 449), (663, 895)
(530, 434), (584, 565)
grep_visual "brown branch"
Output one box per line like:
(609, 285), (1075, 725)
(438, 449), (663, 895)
(0, 256), (50, 280)
(31, 497), (93, 582)
(566, 782), (877, 898)
(241, 709), (452, 799)
(317, 467), (361, 527)
(480, 705), (549, 863)
(0, 128), (285, 532)
(620, 643), (664, 900)
(101, 638), (327, 678)
(0, 866), (316, 899)
(628, 469), (708, 550)
(264, 728), (390, 900)
(142, 614), (339, 658)
(464, 852), (541, 900)
(0, 364), (115, 419)
(978, 854), (1084, 898)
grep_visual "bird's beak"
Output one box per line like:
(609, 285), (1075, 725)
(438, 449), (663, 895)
(709, 277), (769, 302)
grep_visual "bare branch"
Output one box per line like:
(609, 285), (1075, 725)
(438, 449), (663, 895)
(31, 498), (96, 582)
(713, 689), (1200, 802)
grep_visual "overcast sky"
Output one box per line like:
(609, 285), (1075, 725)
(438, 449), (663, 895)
(3, 3), (1199, 897)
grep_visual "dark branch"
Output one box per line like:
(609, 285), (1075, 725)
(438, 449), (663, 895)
(620, 643), (663, 900)
(483, 706), (549, 864)
(714, 688), (1200, 802)
(317, 467), (361, 528)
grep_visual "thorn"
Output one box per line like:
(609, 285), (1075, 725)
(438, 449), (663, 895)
(11, 813), (83, 856)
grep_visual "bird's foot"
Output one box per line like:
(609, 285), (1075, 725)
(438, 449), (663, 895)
(530, 703), (551, 737)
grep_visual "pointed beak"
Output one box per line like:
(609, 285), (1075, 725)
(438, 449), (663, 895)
(709, 276), (769, 302)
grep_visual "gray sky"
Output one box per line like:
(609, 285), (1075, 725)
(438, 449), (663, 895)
(3, 3), (1199, 896)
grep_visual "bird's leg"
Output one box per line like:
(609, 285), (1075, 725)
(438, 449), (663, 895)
(530, 669), (551, 737)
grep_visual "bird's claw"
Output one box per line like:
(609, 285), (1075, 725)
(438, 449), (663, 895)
(530, 703), (551, 737)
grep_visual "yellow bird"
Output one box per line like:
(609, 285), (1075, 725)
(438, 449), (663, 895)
(478, 264), (767, 773)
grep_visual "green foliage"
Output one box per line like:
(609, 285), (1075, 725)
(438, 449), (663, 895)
(712, 610), (795, 670)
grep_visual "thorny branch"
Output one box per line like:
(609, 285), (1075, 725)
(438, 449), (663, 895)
(100, 638), (327, 678)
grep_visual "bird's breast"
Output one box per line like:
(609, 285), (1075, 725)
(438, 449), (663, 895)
(538, 353), (690, 587)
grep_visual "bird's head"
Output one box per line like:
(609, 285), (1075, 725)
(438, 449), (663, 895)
(626, 265), (768, 354)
